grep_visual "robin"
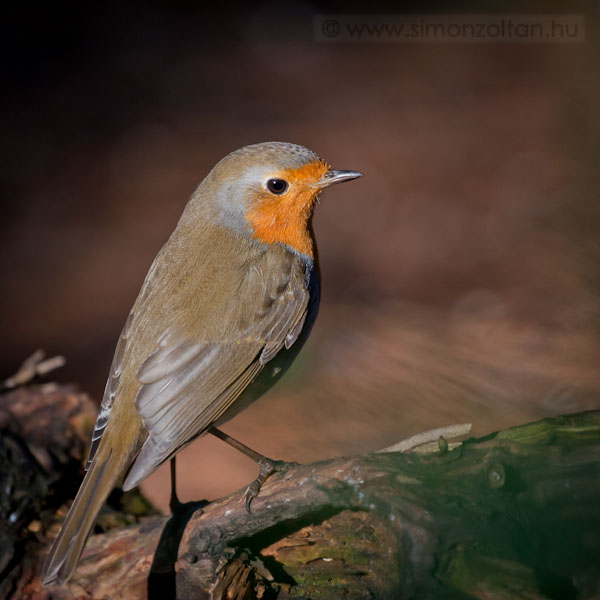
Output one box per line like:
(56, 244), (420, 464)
(41, 141), (362, 586)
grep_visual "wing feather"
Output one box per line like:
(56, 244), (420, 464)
(121, 253), (313, 489)
(85, 310), (134, 470)
(260, 288), (308, 363)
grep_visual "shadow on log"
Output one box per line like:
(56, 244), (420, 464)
(1, 381), (599, 599)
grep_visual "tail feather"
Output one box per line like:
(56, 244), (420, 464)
(42, 450), (116, 586)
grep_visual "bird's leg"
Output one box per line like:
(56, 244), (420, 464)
(169, 456), (182, 512)
(208, 426), (297, 512)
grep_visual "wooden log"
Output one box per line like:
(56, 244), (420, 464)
(2, 381), (600, 599)
(0, 381), (96, 599)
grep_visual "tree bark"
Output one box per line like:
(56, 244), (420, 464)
(2, 381), (599, 600)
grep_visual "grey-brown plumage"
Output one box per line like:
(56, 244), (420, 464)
(124, 236), (318, 489)
(42, 142), (361, 586)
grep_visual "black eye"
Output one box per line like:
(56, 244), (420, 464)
(266, 178), (288, 194)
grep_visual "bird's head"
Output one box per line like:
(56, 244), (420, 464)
(202, 142), (362, 261)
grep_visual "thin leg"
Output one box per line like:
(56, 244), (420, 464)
(169, 456), (181, 512)
(208, 426), (297, 512)
(208, 426), (265, 463)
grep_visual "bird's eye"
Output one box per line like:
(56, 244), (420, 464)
(266, 178), (289, 195)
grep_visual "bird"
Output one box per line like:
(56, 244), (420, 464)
(41, 141), (362, 586)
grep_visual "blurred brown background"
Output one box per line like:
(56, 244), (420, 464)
(2, 1), (599, 512)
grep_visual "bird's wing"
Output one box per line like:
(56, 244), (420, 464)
(122, 256), (312, 489)
(83, 248), (168, 471)
(85, 311), (134, 470)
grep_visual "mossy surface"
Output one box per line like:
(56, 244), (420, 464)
(272, 411), (600, 598)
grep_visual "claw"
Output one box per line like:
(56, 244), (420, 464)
(244, 484), (258, 512)
(241, 458), (295, 513)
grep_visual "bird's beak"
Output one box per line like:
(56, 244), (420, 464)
(315, 169), (363, 189)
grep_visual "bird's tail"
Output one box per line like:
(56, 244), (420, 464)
(41, 448), (119, 586)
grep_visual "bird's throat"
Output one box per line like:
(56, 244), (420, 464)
(246, 193), (314, 258)
(246, 161), (328, 259)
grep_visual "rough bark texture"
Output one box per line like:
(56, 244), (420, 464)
(0, 382), (97, 599)
(2, 381), (599, 600)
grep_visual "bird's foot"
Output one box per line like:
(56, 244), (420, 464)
(243, 458), (298, 512)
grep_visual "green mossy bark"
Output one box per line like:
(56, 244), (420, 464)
(186, 411), (600, 599)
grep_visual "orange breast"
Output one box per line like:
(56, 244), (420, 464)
(246, 161), (329, 259)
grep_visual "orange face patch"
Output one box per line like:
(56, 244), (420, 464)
(246, 160), (330, 259)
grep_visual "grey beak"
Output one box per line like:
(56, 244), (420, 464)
(316, 169), (363, 188)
